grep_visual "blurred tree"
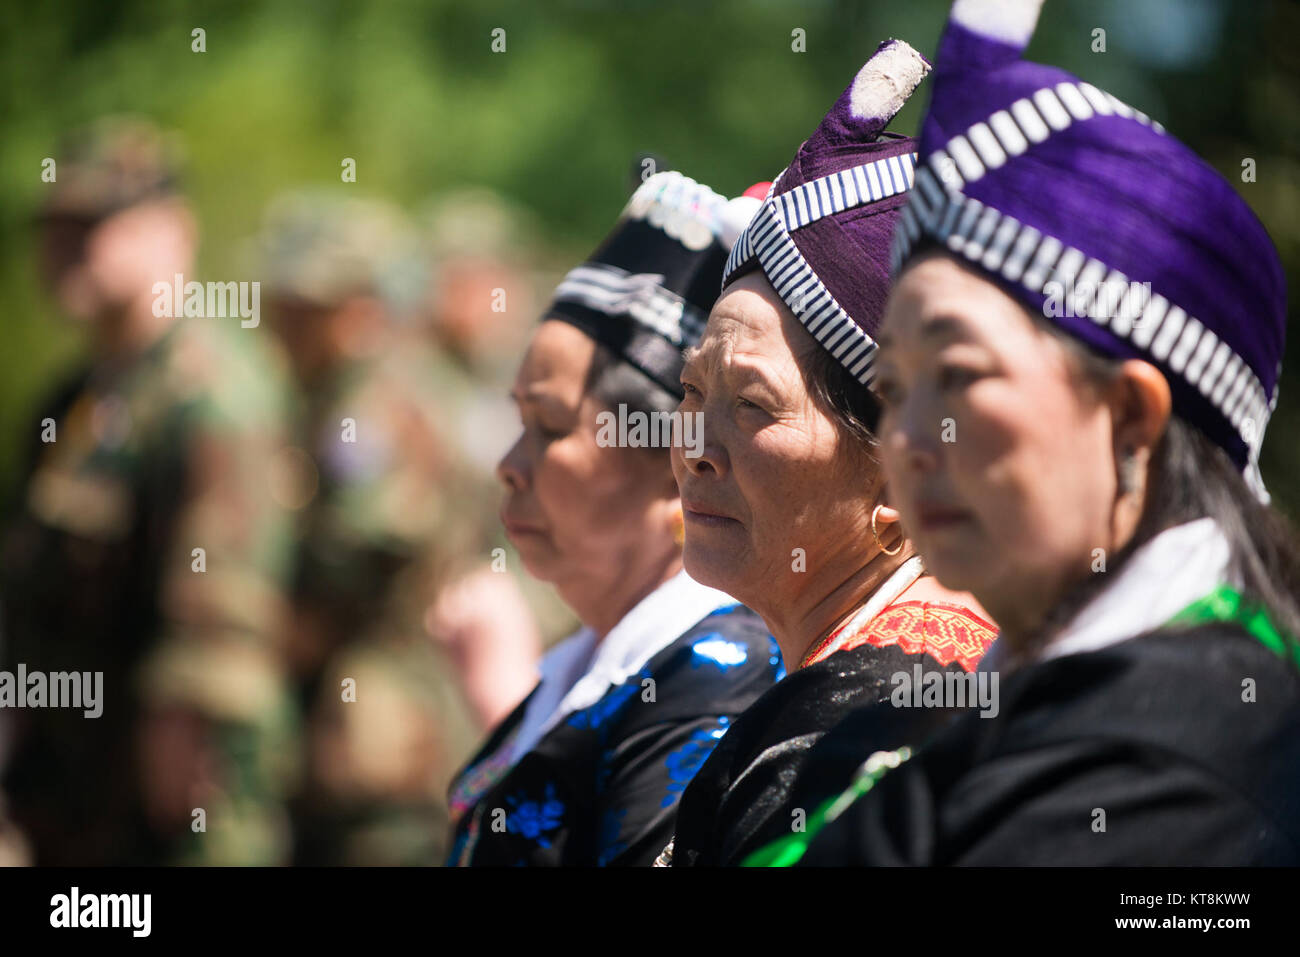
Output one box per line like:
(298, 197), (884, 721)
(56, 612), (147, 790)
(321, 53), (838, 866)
(1, 0), (1296, 512)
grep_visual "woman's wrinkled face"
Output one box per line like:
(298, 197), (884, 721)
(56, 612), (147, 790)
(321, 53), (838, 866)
(874, 253), (1116, 623)
(497, 319), (675, 587)
(673, 272), (878, 613)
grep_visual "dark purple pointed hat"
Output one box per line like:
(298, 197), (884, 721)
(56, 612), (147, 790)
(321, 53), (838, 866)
(893, 0), (1287, 500)
(723, 39), (932, 387)
(547, 170), (761, 399)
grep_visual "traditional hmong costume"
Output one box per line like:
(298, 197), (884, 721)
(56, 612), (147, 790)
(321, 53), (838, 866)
(744, 0), (1300, 867)
(664, 40), (999, 867)
(445, 173), (781, 867)
(667, 562), (997, 866)
(793, 521), (1300, 866)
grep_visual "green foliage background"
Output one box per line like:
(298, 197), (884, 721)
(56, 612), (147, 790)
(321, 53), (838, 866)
(2, 0), (1297, 510)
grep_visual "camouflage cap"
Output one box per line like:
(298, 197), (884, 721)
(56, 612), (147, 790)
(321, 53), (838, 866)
(40, 115), (185, 221)
(254, 190), (428, 314)
(422, 187), (540, 264)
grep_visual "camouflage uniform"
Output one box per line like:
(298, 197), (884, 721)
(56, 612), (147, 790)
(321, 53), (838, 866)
(421, 190), (578, 646)
(0, 119), (300, 865)
(256, 193), (484, 865)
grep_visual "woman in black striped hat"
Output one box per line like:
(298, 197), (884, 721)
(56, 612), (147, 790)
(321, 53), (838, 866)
(443, 170), (784, 866)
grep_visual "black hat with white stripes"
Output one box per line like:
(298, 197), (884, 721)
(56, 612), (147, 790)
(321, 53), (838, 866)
(545, 171), (761, 399)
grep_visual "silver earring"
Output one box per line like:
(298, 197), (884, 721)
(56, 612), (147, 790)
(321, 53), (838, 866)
(1118, 449), (1141, 497)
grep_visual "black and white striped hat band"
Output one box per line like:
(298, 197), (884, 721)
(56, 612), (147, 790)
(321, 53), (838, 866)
(721, 151), (918, 388)
(891, 80), (1274, 498)
(551, 262), (706, 347)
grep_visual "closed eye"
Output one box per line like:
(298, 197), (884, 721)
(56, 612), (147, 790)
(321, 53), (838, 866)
(517, 412), (568, 441)
(939, 365), (983, 391)
(874, 374), (903, 408)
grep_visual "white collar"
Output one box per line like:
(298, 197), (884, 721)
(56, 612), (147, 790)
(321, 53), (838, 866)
(508, 568), (740, 762)
(988, 517), (1232, 671)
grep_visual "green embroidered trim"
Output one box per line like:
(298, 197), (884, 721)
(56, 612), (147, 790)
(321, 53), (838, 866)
(739, 748), (912, 867)
(742, 584), (1299, 868)
(1169, 584), (1300, 671)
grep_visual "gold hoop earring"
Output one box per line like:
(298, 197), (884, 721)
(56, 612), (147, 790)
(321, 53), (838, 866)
(871, 504), (902, 556)
(671, 507), (685, 547)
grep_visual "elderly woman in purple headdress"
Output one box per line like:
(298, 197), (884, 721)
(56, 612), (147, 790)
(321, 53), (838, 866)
(659, 39), (999, 867)
(761, 0), (1300, 866)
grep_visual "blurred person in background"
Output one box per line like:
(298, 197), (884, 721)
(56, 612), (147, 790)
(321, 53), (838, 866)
(446, 170), (782, 866)
(253, 191), (538, 865)
(789, 0), (1300, 866)
(421, 188), (574, 727)
(422, 187), (545, 414)
(0, 116), (299, 865)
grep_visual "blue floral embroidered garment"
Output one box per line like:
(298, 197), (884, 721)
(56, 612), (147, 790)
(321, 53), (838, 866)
(445, 604), (782, 866)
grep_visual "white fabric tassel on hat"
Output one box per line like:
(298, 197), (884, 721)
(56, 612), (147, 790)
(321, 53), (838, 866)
(949, 0), (1046, 49)
(849, 39), (932, 124)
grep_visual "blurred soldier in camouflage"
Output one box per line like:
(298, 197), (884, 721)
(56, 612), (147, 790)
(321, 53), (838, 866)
(255, 191), (530, 865)
(0, 116), (299, 865)
(420, 189), (565, 728)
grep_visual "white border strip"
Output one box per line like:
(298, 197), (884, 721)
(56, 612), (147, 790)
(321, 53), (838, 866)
(553, 262), (705, 346)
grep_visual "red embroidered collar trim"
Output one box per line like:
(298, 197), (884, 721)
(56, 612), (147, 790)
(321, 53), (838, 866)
(801, 601), (997, 671)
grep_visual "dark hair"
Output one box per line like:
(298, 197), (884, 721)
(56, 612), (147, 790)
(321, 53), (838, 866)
(796, 343), (910, 557)
(800, 341), (884, 468)
(583, 342), (680, 463)
(1038, 326), (1300, 643)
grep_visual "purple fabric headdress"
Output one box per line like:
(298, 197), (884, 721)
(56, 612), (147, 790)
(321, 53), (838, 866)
(893, 0), (1287, 500)
(722, 39), (932, 387)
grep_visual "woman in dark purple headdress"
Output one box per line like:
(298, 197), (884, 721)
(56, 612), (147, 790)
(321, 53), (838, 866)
(758, 0), (1300, 866)
(660, 38), (999, 867)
